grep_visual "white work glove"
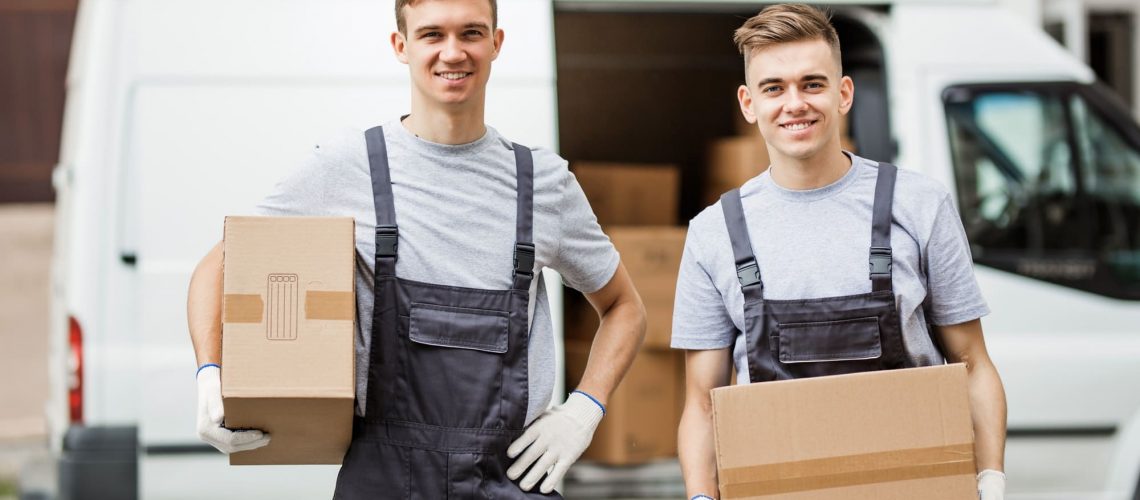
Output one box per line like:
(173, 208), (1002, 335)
(196, 364), (270, 454)
(506, 390), (605, 493)
(977, 469), (1006, 500)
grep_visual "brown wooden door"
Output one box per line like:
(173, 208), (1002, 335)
(0, 0), (78, 203)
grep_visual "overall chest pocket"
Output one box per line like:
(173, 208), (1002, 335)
(409, 303), (509, 353)
(775, 316), (882, 363)
(402, 303), (510, 428)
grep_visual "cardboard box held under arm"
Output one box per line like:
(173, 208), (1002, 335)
(712, 364), (977, 499)
(221, 216), (356, 465)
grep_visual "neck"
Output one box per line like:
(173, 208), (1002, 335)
(768, 141), (851, 190)
(403, 95), (487, 145)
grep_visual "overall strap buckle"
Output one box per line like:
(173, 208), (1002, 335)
(869, 246), (892, 277)
(376, 225), (398, 258)
(736, 260), (761, 287)
(514, 242), (535, 278)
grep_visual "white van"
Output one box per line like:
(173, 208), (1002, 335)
(46, 0), (1140, 498)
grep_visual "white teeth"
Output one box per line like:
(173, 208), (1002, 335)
(783, 121), (812, 131)
(440, 72), (469, 80)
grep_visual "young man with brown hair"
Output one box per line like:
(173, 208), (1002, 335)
(187, 0), (647, 497)
(671, 4), (1007, 499)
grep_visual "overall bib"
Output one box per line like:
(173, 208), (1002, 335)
(333, 127), (559, 499)
(721, 162), (913, 383)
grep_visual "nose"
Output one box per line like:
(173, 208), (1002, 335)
(440, 35), (467, 64)
(783, 88), (808, 114)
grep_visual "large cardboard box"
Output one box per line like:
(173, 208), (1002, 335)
(572, 162), (679, 226)
(564, 226), (686, 349)
(704, 136), (770, 207)
(565, 341), (680, 465)
(712, 364), (976, 499)
(222, 216), (356, 465)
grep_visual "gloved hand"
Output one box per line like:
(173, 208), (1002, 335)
(506, 390), (605, 493)
(977, 469), (1006, 500)
(196, 364), (270, 454)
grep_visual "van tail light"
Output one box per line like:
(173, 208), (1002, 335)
(68, 316), (83, 423)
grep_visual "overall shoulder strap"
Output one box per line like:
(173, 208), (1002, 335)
(720, 189), (762, 293)
(365, 126), (398, 277)
(511, 143), (535, 292)
(870, 162), (898, 292)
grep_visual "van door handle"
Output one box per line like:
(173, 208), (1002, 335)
(120, 252), (137, 266)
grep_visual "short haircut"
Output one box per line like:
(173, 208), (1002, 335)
(733, 4), (842, 73)
(395, 0), (498, 34)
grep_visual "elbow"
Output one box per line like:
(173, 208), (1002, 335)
(632, 298), (648, 346)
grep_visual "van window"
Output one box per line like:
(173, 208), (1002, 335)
(944, 83), (1140, 300)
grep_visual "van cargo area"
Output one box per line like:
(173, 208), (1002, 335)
(554, 7), (890, 220)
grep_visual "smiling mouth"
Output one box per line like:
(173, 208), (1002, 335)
(437, 72), (472, 81)
(781, 120), (817, 131)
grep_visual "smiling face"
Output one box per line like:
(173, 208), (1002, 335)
(737, 38), (853, 164)
(391, 0), (503, 113)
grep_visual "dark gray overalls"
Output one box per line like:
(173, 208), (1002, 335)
(332, 127), (559, 499)
(721, 162), (916, 382)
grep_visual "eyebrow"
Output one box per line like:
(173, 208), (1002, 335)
(414, 22), (491, 34)
(755, 73), (831, 88)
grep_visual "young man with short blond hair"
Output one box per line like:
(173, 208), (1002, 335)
(188, 1), (646, 497)
(672, 4), (1007, 500)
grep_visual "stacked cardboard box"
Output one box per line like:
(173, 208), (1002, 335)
(563, 227), (686, 350)
(567, 163), (687, 465)
(572, 162), (679, 226)
(565, 340), (680, 464)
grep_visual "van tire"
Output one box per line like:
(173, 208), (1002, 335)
(57, 426), (138, 500)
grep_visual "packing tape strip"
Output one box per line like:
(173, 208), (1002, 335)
(719, 443), (976, 498)
(223, 291), (353, 323)
(223, 294), (263, 323)
(305, 291), (354, 320)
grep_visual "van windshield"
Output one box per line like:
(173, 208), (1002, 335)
(944, 83), (1140, 300)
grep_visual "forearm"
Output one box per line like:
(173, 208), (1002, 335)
(679, 400), (719, 498)
(575, 296), (646, 406)
(967, 357), (1007, 471)
(188, 242), (224, 366)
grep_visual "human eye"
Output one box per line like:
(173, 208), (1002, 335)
(464, 29), (485, 38)
(761, 85), (782, 94)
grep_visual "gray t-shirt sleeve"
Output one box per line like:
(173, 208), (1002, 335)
(550, 168), (620, 294)
(671, 224), (737, 350)
(254, 147), (336, 217)
(924, 194), (990, 325)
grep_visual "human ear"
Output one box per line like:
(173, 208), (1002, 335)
(391, 31), (409, 64)
(491, 28), (504, 61)
(737, 84), (757, 125)
(838, 75), (854, 115)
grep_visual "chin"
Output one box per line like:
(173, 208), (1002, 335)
(773, 144), (820, 161)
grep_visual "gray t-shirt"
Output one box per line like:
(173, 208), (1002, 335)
(256, 120), (620, 423)
(671, 153), (989, 383)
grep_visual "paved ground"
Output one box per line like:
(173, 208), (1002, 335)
(0, 204), (54, 496)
